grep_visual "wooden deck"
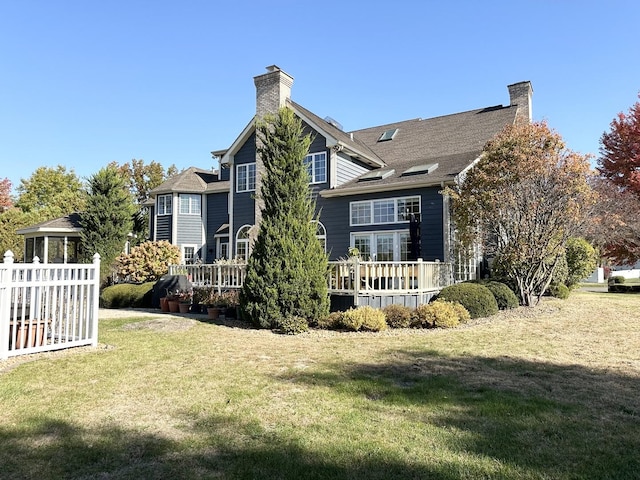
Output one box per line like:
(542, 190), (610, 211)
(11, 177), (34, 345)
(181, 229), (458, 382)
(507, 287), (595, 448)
(169, 259), (457, 309)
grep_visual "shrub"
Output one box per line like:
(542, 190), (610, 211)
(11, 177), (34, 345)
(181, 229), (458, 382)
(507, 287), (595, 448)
(100, 282), (154, 308)
(383, 304), (413, 328)
(437, 283), (498, 319)
(483, 281), (519, 310)
(609, 276), (626, 284)
(115, 241), (181, 283)
(413, 300), (468, 328)
(450, 301), (471, 324)
(360, 308), (388, 332)
(316, 311), (343, 330)
(565, 237), (598, 288)
(549, 283), (570, 299)
(276, 316), (309, 335)
(340, 306), (387, 332)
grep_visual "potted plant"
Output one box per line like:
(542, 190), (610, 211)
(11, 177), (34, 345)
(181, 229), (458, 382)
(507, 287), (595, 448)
(221, 289), (240, 319)
(191, 286), (211, 314)
(176, 289), (193, 314)
(206, 291), (228, 320)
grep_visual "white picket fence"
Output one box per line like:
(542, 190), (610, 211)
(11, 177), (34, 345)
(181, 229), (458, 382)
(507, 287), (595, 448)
(0, 251), (101, 360)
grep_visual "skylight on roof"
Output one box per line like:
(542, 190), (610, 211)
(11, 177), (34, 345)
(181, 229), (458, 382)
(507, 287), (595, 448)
(358, 169), (395, 182)
(402, 163), (439, 176)
(378, 128), (398, 142)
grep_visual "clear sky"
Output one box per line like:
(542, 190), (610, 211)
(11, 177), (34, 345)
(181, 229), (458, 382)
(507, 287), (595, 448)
(1, 0), (639, 193)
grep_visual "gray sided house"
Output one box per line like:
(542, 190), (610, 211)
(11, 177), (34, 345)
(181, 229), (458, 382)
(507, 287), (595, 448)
(148, 66), (533, 268)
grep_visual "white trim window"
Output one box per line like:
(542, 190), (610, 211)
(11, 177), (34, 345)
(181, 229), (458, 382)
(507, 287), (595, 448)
(236, 163), (256, 193)
(182, 244), (198, 264)
(350, 196), (420, 226)
(304, 152), (327, 184)
(351, 230), (412, 261)
(235, 225), (252, 260)
(313, 221), (327, 252)
(179, 194), (201, 215)
(158, 194), (172, 216)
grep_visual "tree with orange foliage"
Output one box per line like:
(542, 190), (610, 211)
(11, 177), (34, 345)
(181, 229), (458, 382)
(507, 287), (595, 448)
(594, 95), (640, 265)
(448, 121), (596, 306)
(0, 178), (12, 210)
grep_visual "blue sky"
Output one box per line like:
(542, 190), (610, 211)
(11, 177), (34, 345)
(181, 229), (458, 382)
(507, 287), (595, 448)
(1, 0), (639, 193)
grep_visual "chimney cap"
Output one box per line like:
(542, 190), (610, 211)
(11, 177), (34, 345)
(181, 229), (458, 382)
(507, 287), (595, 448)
(265, 65), (281, 73)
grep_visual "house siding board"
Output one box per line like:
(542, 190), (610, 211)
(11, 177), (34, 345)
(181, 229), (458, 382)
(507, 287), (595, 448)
(336, 153), (369, 186)
(318, 187), (444, 261)
(232, 132), (257, 238)
(156, 216), (172, 241)
(206, 192), (229, 262)
(176, 215), (202, 246)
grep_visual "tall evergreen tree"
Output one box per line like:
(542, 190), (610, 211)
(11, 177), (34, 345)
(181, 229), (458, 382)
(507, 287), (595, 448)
(241, 107), (329, 329)
(80, 166), (135, 284)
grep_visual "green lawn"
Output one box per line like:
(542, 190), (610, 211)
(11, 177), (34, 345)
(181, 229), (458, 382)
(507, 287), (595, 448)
(1, 291), (639, 479)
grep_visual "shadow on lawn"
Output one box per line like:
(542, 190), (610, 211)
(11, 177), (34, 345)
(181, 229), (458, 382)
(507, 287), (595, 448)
(1, 353), (639, 479)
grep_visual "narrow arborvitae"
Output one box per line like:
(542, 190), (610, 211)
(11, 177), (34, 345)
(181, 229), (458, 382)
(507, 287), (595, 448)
(80, 165), (135, 284)
(240, 107), (329, 329)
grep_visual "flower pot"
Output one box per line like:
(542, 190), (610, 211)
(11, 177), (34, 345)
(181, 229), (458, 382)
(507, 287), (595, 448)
(160, 297), (170, 312)
(207, 307), (220, 320)
(178, 302), (191, 314)
(190, 303), (202, 314)
(168, 300), (180, 313)
(9, 319), (49, 349)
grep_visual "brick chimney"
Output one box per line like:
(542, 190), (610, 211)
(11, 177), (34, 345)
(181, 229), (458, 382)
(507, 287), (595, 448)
(508, 81), (533, 123)
(254, 65), (294, 119)
(251, 66), (295, 231)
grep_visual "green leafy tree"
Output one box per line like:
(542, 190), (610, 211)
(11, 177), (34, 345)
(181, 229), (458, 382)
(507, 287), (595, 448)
(240, 107), (329, 329)
(0, 207), (43, 260)
(110, 159), (178, 243)
(80, 166), (136, 284)
(448, 121), (595, 306)
(15, 165), (85, 218)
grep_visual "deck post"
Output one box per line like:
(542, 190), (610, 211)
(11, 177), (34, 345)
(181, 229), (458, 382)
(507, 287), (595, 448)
(353, 258), (360, 307)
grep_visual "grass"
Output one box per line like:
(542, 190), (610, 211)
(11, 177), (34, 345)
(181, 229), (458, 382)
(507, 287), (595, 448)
(1, 291), (639, 479)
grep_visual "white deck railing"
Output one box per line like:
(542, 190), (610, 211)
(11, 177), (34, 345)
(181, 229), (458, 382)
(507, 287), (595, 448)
(0, 251), (100, 360)
(169, 259), (454, 295)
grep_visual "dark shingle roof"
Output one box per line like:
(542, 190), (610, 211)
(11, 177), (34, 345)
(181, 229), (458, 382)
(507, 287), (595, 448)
(322, 104), (518, 195)
(149, 167), (228, 195)
(16, 212), (83, 234)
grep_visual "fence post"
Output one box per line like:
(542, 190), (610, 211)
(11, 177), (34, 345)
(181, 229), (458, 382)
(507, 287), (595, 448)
(0, 250), (15, 360)
(90, 253), (101, 347)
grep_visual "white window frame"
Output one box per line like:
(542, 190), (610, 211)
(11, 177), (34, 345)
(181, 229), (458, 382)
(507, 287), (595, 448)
(350, 230), (412, 262)
(350, 195), (421, 226)
(304, 152), (327, 184)
(179, 194), (201, 215)
(235, 224), (252, 260)
(158, 194), (172, 216)
(181, 244), (198, 264)
(236, 163), (256, 193)
(313, 220), (327, 252)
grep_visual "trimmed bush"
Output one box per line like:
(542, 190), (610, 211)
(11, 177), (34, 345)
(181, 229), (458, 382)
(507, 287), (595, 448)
(383, 304), (413, 328)
(316, 311), (343, 330)
(276, 316), (309, 335)
(549, 283), (570, 299)
(100, 282), (154, 308)
(450, 301), (471, 324)
(413, 300), (469, 328)
(361, 308), (388, 332)
(483, 281), (519, 310)
(565, 237), (597, 288)
(340, 306), (387, 332)
(609, 276), (626, 285)
(437, 283), (498, 319)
